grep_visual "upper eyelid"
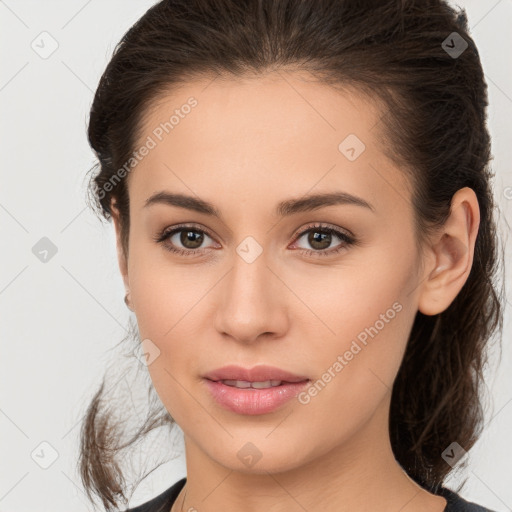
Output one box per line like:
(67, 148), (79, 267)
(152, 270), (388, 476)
(291, 223), (353, 240)
(165, 223), (216, 240)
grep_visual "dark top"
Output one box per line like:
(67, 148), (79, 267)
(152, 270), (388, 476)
(124, 477), (497, 512)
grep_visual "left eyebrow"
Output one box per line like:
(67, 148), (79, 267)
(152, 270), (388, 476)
(276, 191), (375, 216)
(143, 190), (375, 217)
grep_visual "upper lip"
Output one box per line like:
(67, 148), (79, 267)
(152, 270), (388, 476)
(203, 365), (309, 383)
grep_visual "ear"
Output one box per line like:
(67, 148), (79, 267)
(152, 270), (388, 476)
(417, 187), (480, 316)
(110, 199), (130, 293)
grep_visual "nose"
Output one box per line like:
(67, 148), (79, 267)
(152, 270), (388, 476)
(213, 249), (289, 345)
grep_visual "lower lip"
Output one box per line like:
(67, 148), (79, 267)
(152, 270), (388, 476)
(203, 379), (310, 415)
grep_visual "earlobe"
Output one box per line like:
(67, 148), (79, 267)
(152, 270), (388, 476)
(417, 187), (480, 316)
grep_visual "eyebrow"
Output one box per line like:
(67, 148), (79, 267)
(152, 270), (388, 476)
(144, 190), (375, 217)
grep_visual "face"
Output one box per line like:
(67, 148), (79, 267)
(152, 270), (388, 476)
(113, 71), (428, 474)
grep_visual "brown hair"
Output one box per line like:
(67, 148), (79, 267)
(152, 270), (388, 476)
(79, 0), (505, 510)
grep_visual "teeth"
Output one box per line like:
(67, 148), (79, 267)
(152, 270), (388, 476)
(221, 379), (282, 389)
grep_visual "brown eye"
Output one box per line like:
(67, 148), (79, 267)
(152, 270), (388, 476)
(292, 223), (355, 257)
(177, 229), (205, 249)
(305, 230), (333, 250)
(154, 224), (217, 256)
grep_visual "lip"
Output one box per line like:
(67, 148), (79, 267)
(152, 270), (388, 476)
(203, 379), (310, 415)
(202, 365), (310, 415)
(202, 364), (309, 383)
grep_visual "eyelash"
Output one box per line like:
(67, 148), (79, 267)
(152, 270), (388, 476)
(153, 222), (356, 258)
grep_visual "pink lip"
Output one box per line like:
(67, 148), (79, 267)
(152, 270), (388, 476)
(202, 365), (310, 415)
(203, 379), (310, 415)
(202, 364), (309, 383)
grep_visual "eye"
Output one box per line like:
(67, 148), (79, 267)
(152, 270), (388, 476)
(291, 223), (356, 257)
(154, 222), (356, 258)
(153, 223), (217, 257)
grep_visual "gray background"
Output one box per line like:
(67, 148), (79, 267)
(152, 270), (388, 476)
(1, 1), (511, 511)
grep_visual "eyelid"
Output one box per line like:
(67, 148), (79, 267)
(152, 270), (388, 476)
(157, 223), (219, 246)
(288, 222), (356, 256)
(289, 222), (355, 244)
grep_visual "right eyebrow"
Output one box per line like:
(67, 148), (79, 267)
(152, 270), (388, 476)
(144, 191), (219, 216)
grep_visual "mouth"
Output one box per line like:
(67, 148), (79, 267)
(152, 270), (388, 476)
(202, 376), (311, 415)
(201, 365), (311, 414)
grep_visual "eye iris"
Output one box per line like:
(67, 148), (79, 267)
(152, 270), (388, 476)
(180, 230), (204, 249)
(309, 231), (331, 250)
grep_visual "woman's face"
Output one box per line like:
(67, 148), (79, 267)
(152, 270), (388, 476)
(114, 71), (430, 474)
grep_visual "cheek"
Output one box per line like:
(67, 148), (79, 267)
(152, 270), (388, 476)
(128, 248), (210, 339)
(290, 283), (412, 449)
(127, 253), (216, 420)
(132, 279), (202, 423)
(312, 290), (409, 393)
(294, 253), (415, 402)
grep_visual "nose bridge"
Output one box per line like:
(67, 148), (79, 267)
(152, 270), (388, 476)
(214, 241), (287, 342)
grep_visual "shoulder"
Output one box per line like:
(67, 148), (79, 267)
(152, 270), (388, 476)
(123, 477), (187, 512)
(437, 486), (497, 512)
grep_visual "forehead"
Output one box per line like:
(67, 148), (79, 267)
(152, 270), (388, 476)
(128, 72), (412, 217)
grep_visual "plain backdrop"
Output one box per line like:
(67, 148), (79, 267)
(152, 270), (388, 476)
(1, 1), (511, 511)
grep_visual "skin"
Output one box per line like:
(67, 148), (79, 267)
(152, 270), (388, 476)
(110, 70), (480, 512)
